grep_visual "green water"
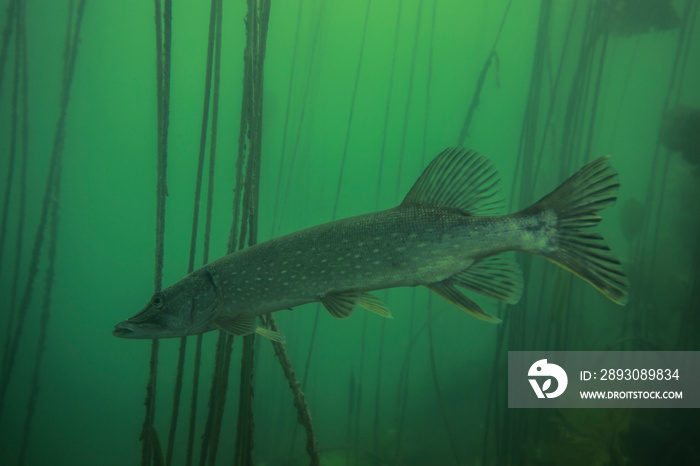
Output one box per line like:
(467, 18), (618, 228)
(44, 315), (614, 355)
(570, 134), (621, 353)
(1, 1), (699, 465)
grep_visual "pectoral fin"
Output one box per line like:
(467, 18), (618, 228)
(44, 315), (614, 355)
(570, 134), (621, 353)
(320, 291), (362, 318)
(215, 314), (257, 336)
(427, 281), (501, 323)
(215, 314), (287, 343)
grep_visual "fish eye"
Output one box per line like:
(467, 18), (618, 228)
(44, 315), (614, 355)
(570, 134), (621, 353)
(151, 293), (165, 309)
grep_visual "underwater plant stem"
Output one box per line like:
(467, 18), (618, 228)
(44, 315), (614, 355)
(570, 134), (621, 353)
(427, 299), (462, 464)
(0, 0), (17, 103)
(331, 0), (371, 219)
(288, 304), (320, 457)
(642, 0), (697, 307)
(421, 0), (436, 165)
(0, 0), (22, 368)
(166, 1), (221, 463)
(0, 0), (20, 291)
(226, 1), (271, 464)
(185, 4), (222, 465)
(184, 334), (203, 466)
(510, 0), (553, 208)
(203, 0), (223, 265)
(274, 0), (326, 236)
(352, 316), (367, 450)
(531, 1), (579, 180)
(394, 0), (423, 202)
(165, 337), (186, 466)
(18, 138), (61, 466)
(482, 301), (507, 465)
(270, 0), (303, 236)
(393, 298), (418, 464)
(371, 0), (403, 450)
(456, 0), (513, 148)
(581, 26), (609, 164)
(375, 0), (402, 206)
(0, 0), (86, 417)
(142, 340), (160, 466)
(372, 317), (386, 451)
(261, 314), (320, 466)
(142, 1), (172, 464)
(198, 331), (225, 466)
(2, 2), (28, 389)
(153, 0), (172, 294)
(234, 334), (256, 466)
(207, 334), (234, 465)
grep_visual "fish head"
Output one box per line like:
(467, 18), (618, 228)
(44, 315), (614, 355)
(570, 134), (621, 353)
(113, 269), (218, 339)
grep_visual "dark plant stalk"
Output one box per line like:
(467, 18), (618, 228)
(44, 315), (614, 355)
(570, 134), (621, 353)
(207, 334), (234, 465)
(184, 334), (203, 466)
(0, 0), (86, 418)
(331, 0), (372, 219)
(18, 125), (61, 466)
(456, 0), (513, 147)
(270, 0), (303, 236)
(3, 0), (28, 384)
(274, 0), (326, 236)
(165, 0), (221, 462)
(372, 1), (403, 449)
(261, 314), (320, 466)
(394, 0), (423, 201)
(0, 0), (22, 369)
(142, 1), (172, 464)
(0, 0), (18, 102)
(198, 331), (226, 466)
(185, 2), (223, 465)
(0, 0), (21, 289)
(427, 298), (462, 464)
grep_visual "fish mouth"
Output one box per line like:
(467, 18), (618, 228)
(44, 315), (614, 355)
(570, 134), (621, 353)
(112, 320), (162, 339)
(112, 326), (134, 338)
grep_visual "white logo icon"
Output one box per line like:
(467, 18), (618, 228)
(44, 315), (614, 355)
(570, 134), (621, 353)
(528, 359), (568, 398)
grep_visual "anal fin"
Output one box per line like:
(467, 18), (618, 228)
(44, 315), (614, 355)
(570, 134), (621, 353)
(452, 254), (523, 304)
(427, 281), (501, 323)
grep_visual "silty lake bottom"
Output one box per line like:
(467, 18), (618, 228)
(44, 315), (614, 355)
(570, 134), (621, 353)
(1, 1), (699, 465)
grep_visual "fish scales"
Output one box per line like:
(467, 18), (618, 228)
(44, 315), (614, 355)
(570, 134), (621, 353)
(205, 204), (528, 316)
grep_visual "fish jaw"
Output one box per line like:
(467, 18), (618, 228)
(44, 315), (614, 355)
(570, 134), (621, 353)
(113, 321), (166, 339)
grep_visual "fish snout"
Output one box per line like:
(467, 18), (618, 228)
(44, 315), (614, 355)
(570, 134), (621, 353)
(112, 305), (166, 339)
(112, 320), (160, 338)
(112, 324), (135, 338)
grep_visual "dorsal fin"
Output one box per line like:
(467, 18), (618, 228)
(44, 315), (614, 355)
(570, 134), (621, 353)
(401, 147), (502, 215)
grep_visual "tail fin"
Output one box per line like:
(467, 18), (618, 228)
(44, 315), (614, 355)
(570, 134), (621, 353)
(524, 156), (629, 305)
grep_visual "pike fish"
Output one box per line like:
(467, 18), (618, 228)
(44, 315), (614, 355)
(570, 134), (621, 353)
(113, 148), (628, 342)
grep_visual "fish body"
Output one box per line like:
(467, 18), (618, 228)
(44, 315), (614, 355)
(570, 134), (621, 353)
(114, 148), (628, 340)
(206, 205), (532, 313)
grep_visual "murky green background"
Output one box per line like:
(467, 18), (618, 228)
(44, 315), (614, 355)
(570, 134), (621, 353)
(1, 1), (698, 465)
